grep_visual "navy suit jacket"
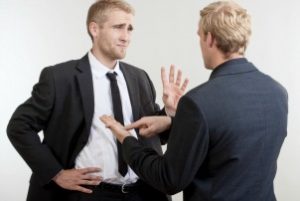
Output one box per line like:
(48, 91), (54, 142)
(122, 58), (288, 201)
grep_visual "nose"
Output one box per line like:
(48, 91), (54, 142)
(120, 29), (131, 43)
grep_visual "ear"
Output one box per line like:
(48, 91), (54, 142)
(89, 22), (99, 39)
(206, 32), (215, 48)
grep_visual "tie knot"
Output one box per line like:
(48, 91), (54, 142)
(106, 72), (117, 81)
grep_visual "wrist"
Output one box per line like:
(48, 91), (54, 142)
(52, 169), (63, 182)
(119, 132), (131, 144)
(161, 116), (172, 131)
(164, 107), (175, 117)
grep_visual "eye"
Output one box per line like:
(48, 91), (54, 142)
(113, 25), (123, 29)
(128, 25), (134, 32)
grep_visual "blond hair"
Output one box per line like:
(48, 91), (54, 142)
(86, 0), (135, 39)
(200, 1), (251, 55)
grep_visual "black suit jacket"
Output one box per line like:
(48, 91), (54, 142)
(7, 54), (168, 201)
(122, 58), (288, 201)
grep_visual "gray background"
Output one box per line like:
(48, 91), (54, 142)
(0, 0), (299, 200)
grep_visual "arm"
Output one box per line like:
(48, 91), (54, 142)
(7, 67), (62, 185)
(102, 116), (172, 141)
(102, 96), (209, 194)
(125, 116), (172, 138)
(6, 68), (101, 192)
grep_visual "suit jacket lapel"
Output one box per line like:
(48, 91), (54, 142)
(119, 62), (140, 122)
(76, 55), (94, 131)
(120, 63), (142, 140)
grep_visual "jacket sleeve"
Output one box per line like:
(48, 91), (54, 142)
(122, 95), (209, 194)
(7, 67), (62, 186)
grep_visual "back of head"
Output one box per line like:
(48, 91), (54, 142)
(86, 0), (134, 40)
(200, 1), (251, 56)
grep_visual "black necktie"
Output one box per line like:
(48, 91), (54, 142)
(106, 72), (128, 176)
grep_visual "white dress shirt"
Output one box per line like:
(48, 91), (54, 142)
(75, 51), (138, 184)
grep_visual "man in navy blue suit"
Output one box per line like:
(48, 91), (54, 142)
(101, 1), (288, 201)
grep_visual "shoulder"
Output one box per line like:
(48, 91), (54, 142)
(185, 81), (213, 100)
(36, 56), (89, 88)
(119, 61), (148, 77)
(47, 59), (81, 74)
(258, 71), (288, 96)
(179, 83), (210, 112)
(119, 61), (155, 85)
(41, 55), (88, 78)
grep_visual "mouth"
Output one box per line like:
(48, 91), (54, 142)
(117, 45), (127, 48)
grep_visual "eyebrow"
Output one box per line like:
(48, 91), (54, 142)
(112, 23), (134, 31)
(128, 24), (134, 31)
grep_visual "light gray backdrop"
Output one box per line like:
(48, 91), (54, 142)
(1, 0), (299, 200)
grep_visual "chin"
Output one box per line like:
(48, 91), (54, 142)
(115, 52), (126, 60)
(203, 63), (210, 69)
(204, 61), (214, 70)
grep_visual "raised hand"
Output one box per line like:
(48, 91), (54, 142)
(52, 167), (102, 193)
(161, 65), (189, 116)
(125, 116), (171, 138)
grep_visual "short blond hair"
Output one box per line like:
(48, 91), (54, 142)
(86, 0), (135, 39)
(200, 1), (251, 55)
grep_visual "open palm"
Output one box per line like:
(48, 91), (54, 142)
(161, 65), (189, 116)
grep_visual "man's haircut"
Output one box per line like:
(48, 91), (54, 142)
(86, 0), (134, 40)
(200, 1), (251, 55)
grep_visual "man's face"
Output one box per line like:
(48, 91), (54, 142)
(93, 9), (134, 61)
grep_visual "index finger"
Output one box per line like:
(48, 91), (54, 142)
(79, 167), (102, 174)
(181, 78), (189, 92)
(125, 119), (146, 130)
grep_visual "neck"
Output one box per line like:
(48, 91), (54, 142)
(91, 48), (117, 69)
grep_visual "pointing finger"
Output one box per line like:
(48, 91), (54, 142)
(125, 119), (147, 130)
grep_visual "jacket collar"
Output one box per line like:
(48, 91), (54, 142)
(209, 58), (257, 80)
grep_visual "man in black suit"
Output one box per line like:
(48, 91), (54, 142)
(101, 1), (288, 201)
(6, 0), (188, 201)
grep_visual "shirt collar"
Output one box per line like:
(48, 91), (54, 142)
(88, 51), (121, 78)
